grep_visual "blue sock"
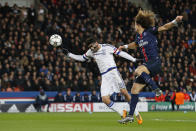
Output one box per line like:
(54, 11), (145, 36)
(128, 94), (139, 116)
(140, 72), (158, 90)
(107, 101), (114, 107)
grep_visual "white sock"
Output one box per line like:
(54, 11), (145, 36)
(107, 101), (123, 116)
(134, 107), (139, 116)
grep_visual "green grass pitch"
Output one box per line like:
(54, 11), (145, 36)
(0, 112), (196, 131)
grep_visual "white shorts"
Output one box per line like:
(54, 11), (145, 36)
(100, 69), (126, 97)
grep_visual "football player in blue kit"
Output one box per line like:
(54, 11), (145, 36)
(118, 10), (183, 123)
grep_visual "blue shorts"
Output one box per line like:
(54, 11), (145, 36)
(143, 57), (161, 77)
(134, 57), (161, 84)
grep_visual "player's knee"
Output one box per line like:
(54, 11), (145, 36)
(135, 68), (143, 76)
(101, 96), (110, 105)
(135, 66), (149, 76)
(134, 69), (139, 76)
(131, 87), (138, 94)
(120, 88), (128, 95)
(131, 82), (145, 94)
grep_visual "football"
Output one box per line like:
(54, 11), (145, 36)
(49, 34), (62, 47)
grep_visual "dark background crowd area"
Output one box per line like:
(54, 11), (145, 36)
(0, 0), (195, 94)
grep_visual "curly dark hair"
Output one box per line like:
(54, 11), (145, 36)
(135, 10), (155, 29)
(86, 37), (98, 48)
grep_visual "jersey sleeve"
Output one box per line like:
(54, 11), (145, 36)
(82, 49), (93, 60)
(113, 47), (121, 55)
(148, 26), (158, 35)
(105, 44), (121, 55)
(68, 49), (93, 62)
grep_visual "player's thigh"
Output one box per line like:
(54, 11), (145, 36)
(135, 65), (150, 76)
(100, 76), (113, 97)
(144, 59), (161, 77)
(115, 71), (126, 89)
(131, 82), (145, 94)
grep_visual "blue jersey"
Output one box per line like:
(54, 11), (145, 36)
(135, 26), (159, 62)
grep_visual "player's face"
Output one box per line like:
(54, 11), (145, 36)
(90, 42), (99, 52)
(134, 22), (139, 33)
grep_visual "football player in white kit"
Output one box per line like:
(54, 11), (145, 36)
(63, 37), (143, 124)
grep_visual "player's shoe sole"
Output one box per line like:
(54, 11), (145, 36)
(136, 113), (143, 125)
(118, 116), (134, 124)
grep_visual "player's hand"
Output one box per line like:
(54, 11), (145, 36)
(118, 46), (125, 51)
(175, 16), (183, 23)
(62, 48), (69, 55)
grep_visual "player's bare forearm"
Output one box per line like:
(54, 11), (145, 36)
(118, 42), (137, 51)
(159, 22), (175, 31)
(158, 16), (183, 32)
(127, 42), (137, 49)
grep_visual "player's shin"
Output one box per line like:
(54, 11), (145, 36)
(106, 101), (123, 116)
(140, 72), (158, 90)
(128, 94), (139, 116)
(139, 72), (162, 96)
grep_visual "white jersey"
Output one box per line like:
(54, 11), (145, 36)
(68, 43), (136, 96)
(83, 44), (119, 74)
(68, 44), (136, 74)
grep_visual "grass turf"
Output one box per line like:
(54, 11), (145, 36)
(0, 112), (196, 131)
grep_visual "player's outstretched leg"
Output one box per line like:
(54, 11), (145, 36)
(120, 88), (143, 124)
(135, 65), (162, 97)
(140, 72), (162, 96)
(102, 96), (123, 116)
(119, 83), (145, 124)
(118, 93), (138, 124)
(120, 109), (143, 124)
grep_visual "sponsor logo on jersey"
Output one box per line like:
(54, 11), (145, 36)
(138, 40), (149, 47)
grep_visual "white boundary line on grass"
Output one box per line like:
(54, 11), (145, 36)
(152, 119), (196, 123)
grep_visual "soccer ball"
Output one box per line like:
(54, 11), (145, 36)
(49, 34), (62, 47)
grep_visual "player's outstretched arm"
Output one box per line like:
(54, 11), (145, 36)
(118, 42), (137, 51)
(158, 16), (183, 32)
(62, 48), (88, 62)
(117, 51), (137, 62)
(68, 53), (87, 62)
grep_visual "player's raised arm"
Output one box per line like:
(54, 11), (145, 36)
(68, 53), (87, 62)
(62, 48), (92, 62)
(118, 42), (137, 51)
(112, 46), (138, 62)
(158, 16), (183, 32)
